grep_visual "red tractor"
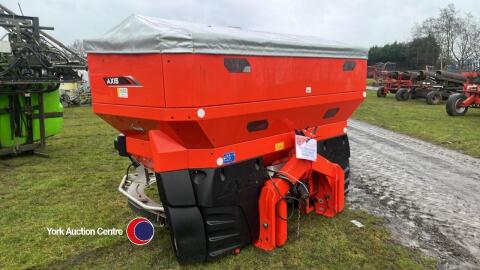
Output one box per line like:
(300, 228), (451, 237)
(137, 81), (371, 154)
(446, 73), (480, 116)
(85, 15), (366, 263)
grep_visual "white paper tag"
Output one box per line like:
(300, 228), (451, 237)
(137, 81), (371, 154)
(295, 135), (317, 161)
(351, 220), (364, 228)
(117, 87), (128, 98)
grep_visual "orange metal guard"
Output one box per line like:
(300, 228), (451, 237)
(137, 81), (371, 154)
(254, 153), (345, 251)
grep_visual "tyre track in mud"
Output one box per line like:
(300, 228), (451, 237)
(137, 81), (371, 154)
(347, 119), (480, 270)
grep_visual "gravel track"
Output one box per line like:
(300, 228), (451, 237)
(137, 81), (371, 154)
(347, 119), (480, 270)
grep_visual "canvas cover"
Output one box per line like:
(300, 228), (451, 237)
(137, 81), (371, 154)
(84, 14), (367, 59)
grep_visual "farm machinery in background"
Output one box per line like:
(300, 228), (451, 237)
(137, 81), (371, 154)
(60, 70), (91, 107)
(376, 70), (413, 99)
(446, 72), (480, 116)
(367, 62), (396, 86)
(0, 4), (86, 156)
(376, 69), (465, 105)
(411, 70), (465, 105)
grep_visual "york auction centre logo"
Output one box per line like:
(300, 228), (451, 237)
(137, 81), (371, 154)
(126, 217), (155, 245)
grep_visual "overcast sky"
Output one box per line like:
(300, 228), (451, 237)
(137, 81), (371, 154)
(2, 0), (478, 48)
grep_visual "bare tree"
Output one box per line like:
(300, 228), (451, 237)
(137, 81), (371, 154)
(413, 4), (480, 70)
(451, 14), (478, 70)
(471, 20), (480, 71)
(413, 5), (458, 69)
(438, 4), (460, 68)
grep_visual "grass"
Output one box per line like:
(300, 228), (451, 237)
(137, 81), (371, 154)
(0, 106), (437, 269)
(366, 78), (377, 85)
(353, 91), (480, 158)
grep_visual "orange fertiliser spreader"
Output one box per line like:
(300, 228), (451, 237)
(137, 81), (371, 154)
(85, 15), (367, 263)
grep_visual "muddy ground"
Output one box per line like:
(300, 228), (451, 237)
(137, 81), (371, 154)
(347, 119), (480, 270)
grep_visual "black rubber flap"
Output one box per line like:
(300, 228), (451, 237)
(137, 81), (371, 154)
(156, 170), (196, 206)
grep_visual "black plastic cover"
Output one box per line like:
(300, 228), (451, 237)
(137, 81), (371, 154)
(156, 170), (196, 206)
(317, 135), (350, 169)
(155, 158), (265, 263)
(114, 134), (128, 157)
(191, 158), (264, 207)
(201, 206), (251, 260)
(164, 206), (207, 264)
(192, 159), (263, 239)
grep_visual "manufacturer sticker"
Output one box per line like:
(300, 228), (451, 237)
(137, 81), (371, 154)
(275, 142), (285, 151)
(295, 135), (317, 161)
(117, 87), (128, 98)
(223, 152), (236, 164)
(104, 76), (142, 87)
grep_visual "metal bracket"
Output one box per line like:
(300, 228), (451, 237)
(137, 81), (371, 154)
(118, 166), (165, 219)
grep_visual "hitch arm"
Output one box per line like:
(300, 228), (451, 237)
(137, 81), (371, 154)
(254, 154), (344, 251)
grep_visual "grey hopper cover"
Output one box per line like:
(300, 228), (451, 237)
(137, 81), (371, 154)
(84, 14), (367, 59)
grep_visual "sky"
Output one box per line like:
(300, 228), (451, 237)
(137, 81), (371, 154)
(1, 0), (478, 48)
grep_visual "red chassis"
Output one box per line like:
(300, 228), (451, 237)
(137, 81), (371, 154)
(446, 74), (480, 116)
(255, 153), (345, 251)
(462, 84), (480, 107)
(376, 71), (413, 98)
